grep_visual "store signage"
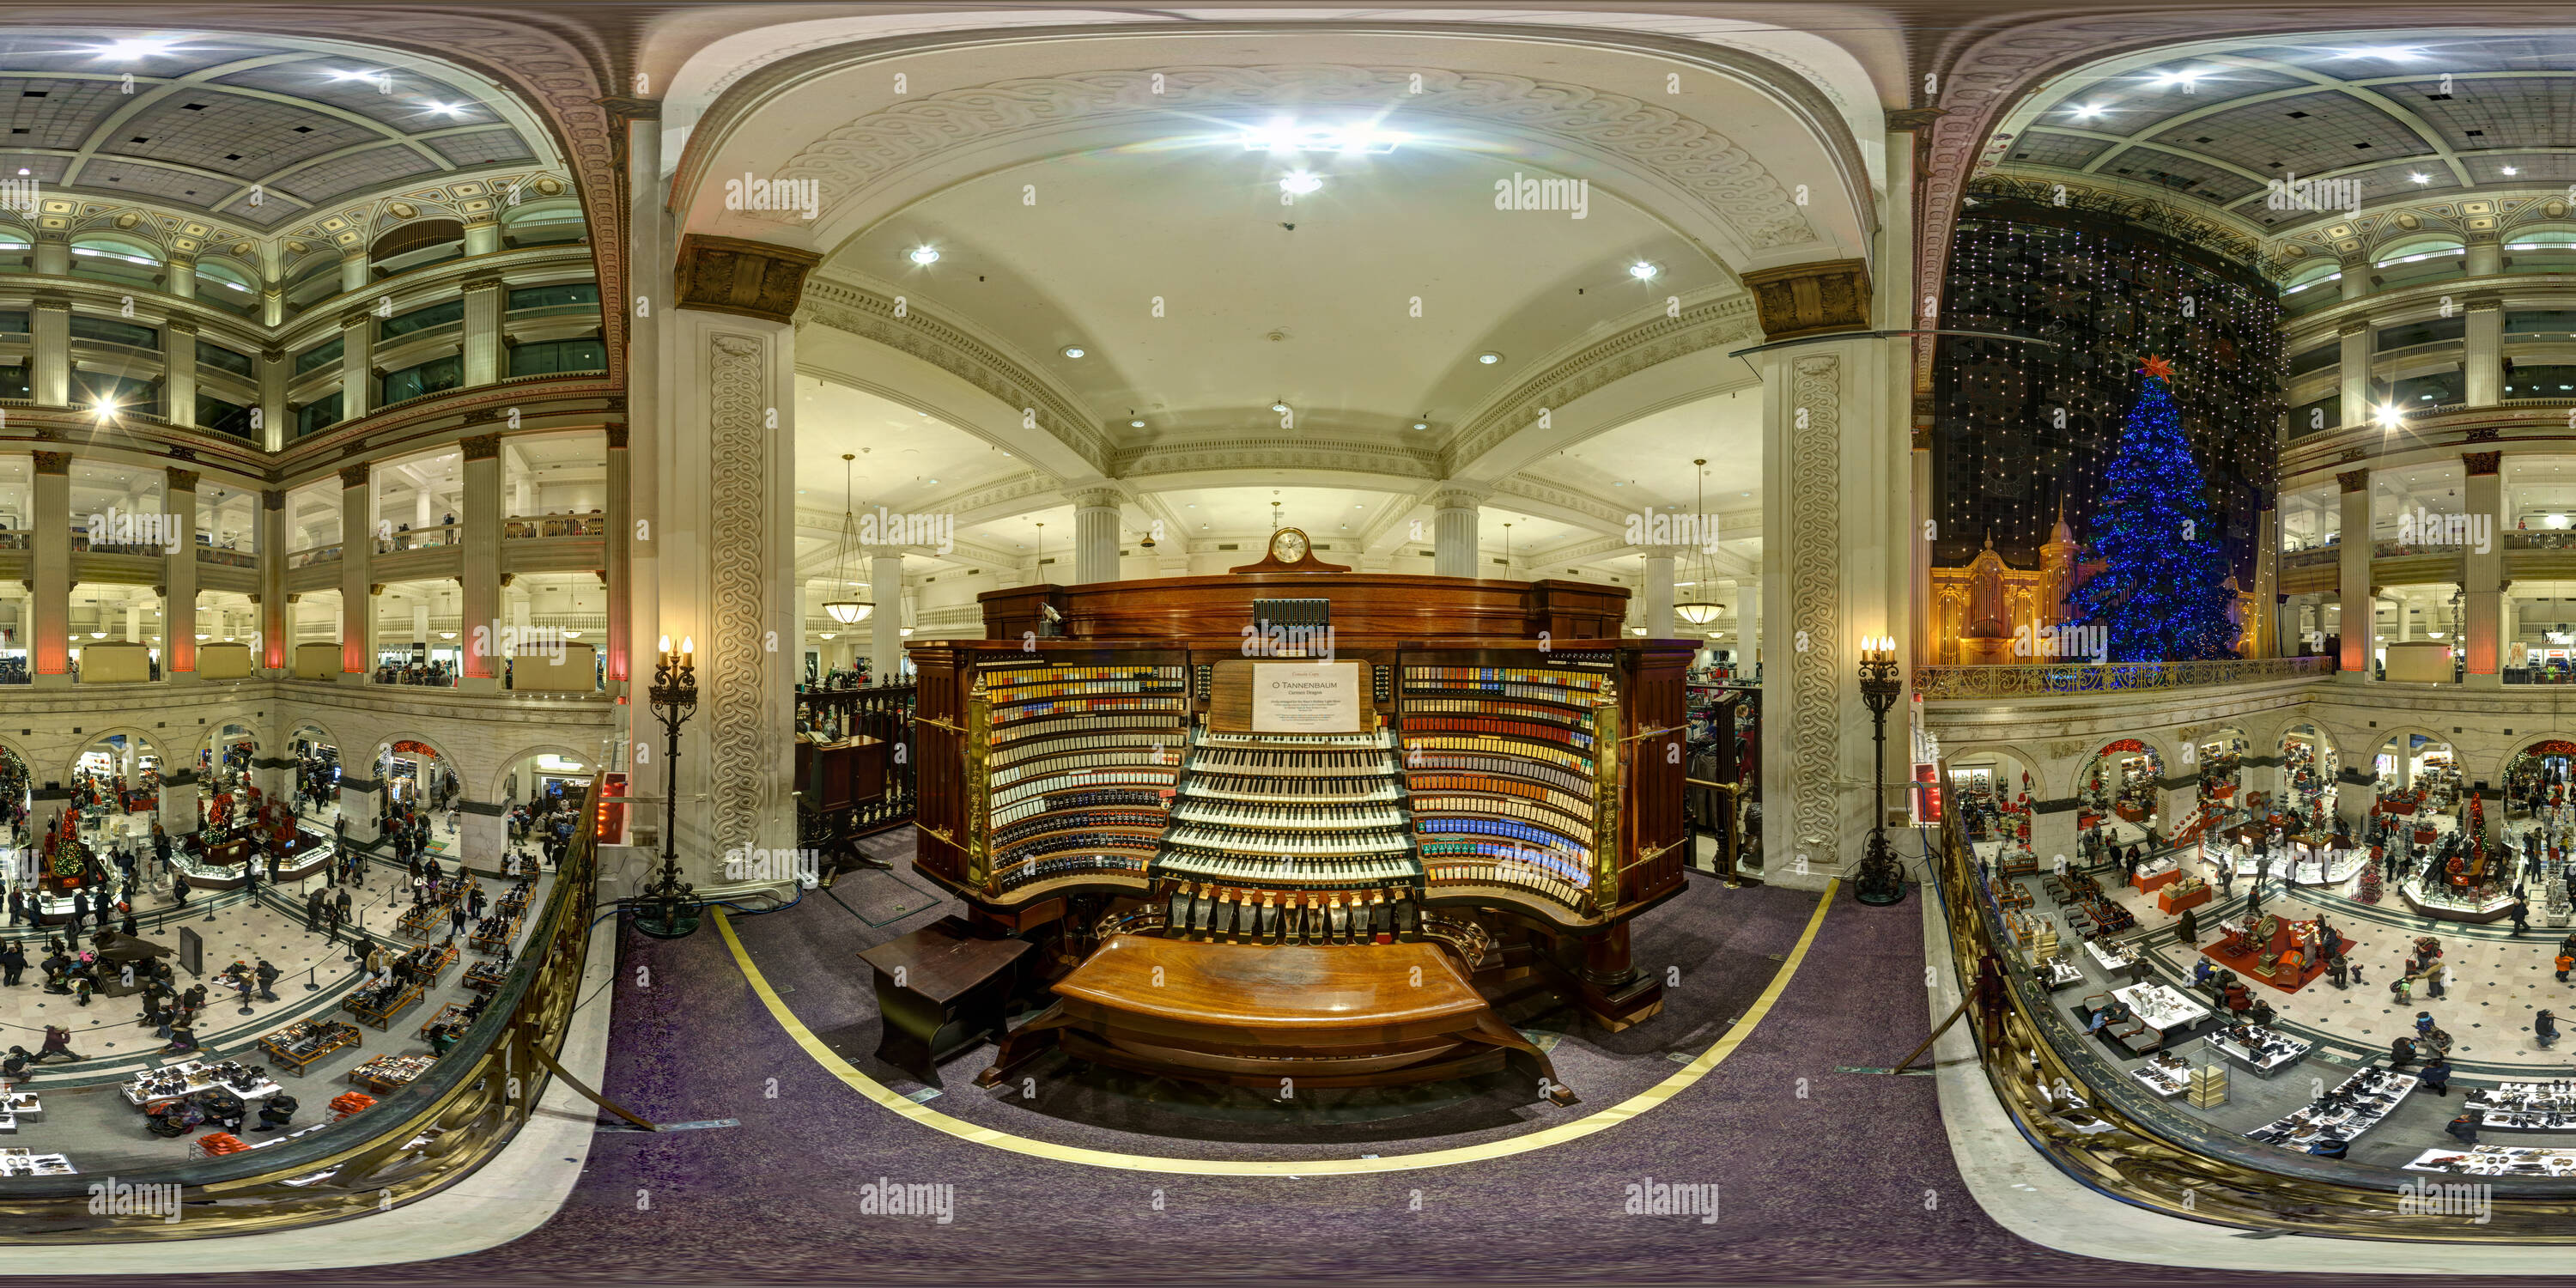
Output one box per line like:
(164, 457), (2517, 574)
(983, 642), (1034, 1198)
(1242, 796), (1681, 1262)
(596, 771), (629, 847)
(1251, 662), (1362, 734)
(1910, 762), (1943, 827)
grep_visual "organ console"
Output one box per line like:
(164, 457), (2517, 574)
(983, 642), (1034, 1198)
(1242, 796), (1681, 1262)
(906, 532), (1692, 1103)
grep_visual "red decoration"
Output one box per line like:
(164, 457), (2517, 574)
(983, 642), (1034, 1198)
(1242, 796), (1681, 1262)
(2139, 354), (2176, 381)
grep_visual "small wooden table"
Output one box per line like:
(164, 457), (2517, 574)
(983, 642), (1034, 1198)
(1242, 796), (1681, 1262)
(343, 981), (423, 1030)
(856, 919), (1034, 1084)
(418, 1001), (472, 1042)
(258, 1020), (361, 1075)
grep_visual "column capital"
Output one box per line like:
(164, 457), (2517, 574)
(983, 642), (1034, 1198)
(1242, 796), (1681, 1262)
(338, 462), (370, 489)
(1064, 484), (1123, 510)
(338, 307), (374, 331)
(31, 293), (70, 312)
(2464, 450), (2503, 477)
(166, 467), (199, 492)
(673, 233), (820, 325)
(1429, 482), (1491, 510)
(259, 345), (285, 362)
(262, 489), (284, 511)
(1737, 258), (1871, 343)
(166, 317), (199, 335)
(2466, 292), (2505, 311)
(2337, 318), (2372, 337)
(2336, 467), (2372, 494)
(460, 275), (505, 293)
(605, 422), (629, 450)
(32, 451), (70, 476)
(460, 432), (502, 461)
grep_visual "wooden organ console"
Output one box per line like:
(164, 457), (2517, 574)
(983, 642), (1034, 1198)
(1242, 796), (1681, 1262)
(907, 530), (1692, 1102)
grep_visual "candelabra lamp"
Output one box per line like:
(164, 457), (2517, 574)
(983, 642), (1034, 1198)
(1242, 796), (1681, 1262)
(634, 635), (702, 939)
(1854, 635), (1909, 906)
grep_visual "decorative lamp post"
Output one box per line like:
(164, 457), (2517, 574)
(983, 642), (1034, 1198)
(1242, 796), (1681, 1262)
(634, 634), (702, 939)
(1854, 635), (1909, 906)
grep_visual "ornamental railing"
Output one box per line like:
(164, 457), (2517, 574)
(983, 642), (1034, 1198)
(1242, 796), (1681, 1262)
(2279, 547), (2339, 569)
(2502, 532), (2576, 550)
(1914, 655), (2334, 699)
(0, 777), (605, 1241)
(1930, 761), (2576, 1233)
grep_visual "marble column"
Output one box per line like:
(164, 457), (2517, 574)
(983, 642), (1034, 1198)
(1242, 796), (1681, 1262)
(339, 463), (372, 677)
(160, 769), (197, 840)
(165, 467), (197, 683)
(162, 319), (198, 428)
(30, 451), (67, 686)
(339, 251), (368, 294)
(605, 422), (631, 690)
(460, 275), (504, 386)
(868, 549), (904, 681)
(2030, 803), (2078, 870)
(2338, 319), (2374, 430)
(339, 773), (382, 844)
(257, 344), (288, 452)
(2466, 295), (2505, 407)
(1431, 483), (1484, 580)
(2338, 468), (2373, 678)
(2467, 229), (2503, 277)
(2464, 452), (2503, 685)
(1068, 484), (1121, 585)
(460, 433), (502, 693)
(259, 489), (286, 672)
(459, 799), (508, 870)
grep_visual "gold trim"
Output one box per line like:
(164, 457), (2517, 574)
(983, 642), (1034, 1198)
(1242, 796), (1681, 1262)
(711, 884), (1834, 1176)
(965, 683), (992, 890)
(1591, 701), (1621, 906)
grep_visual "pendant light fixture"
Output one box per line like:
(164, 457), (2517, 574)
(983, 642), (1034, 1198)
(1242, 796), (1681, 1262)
(822, 453), (873, 625)
(1675, 459), (1727, 625)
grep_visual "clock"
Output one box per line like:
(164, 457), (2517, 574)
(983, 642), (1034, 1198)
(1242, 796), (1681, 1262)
(1268, 528), (1309, 564)
(1227, 526), (1350, 574)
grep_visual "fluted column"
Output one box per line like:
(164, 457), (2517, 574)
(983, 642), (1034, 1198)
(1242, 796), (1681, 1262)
(165, 468), (197, 683)
(460, 275), (504, 386)
(258, 489), (285, 673)
(2465, 452), (2503, 686)
(2338, 319), (2374, 430)
(869, 549), (904, 681)
(1642, 545), (1677, 639)
(30, 452), (68, 686)
(2466, 295), (2504, 407)
(339, 463), (372, 678)
(30, 295), (68, 407)
(2467, 230), (2503, 278)
(258, 344), (287, 451)
(1431, 483), (1484, 579)
(1068, 484), (1121, 585)
(339, 251), (368, 294)
(31, 229), (67, 277)
(2338, 467), (2373, 679)
(460, 433), (502, 693)
(162, 318), (198, 428)
(338, 307), (374, 422)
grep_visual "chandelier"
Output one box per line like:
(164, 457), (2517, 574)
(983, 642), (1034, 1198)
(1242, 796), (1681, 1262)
(822, 453), (872, 625)
(1674, 458), (1726, 625)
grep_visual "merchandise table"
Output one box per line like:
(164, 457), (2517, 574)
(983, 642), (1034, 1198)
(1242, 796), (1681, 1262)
(2129, 1049), (2192, 1097)
(120, 1059), (285, 1108)
(2087, 939), (2143, 978)
(0, 1091), (38, 1133)
(2248, 1066), (2416, 1150)
(258, 1018), (363, 1075)
(0, 1147), (74, 1176)
(418, 1001), (472, 1041)
(462, 960), (508, 994)
(2202, 1024), (2312, 1077)
(2129, 860), (2180, 894)
(2158, 878), (2211, 914)
(2038, 957), (2086, 992)
(343, 979), (425, 1030)
(2111, 982), (2211, 1038)
(2464, 1080), (2576, 1131)
(468, 915), (521, 956)
(2407, 1145), (2576, 1176)
(402, 942), (460, 986)
(346, 1053), (437, 1094)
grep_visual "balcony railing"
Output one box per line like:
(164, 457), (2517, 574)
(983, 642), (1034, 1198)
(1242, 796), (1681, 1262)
(2372, 538), (2463, 557)
(2281, 547), (2340, 569)
(1914, 655), (2336, 699)
(2504, 532), (2576, 550)
(376, 521), (461, 553)
(195, 545), (256, 568)
(504, 513), (604, 539)
(0, 532), (27, 551)
(285, 544), (343, 569)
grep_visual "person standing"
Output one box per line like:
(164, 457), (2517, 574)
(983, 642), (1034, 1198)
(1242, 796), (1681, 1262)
(170, 872), (189, 908)
(2513, 900), (2532, 937)
(5, 886), (21, 927)
(0, 939), (21, 986)
(305, 887), (325, 933)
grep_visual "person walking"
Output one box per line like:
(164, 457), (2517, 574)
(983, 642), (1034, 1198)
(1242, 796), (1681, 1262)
(305, 888), (325, 933)
(170, 872), (190, 908)
(5, 886), (22, 927)
(2513, 900), (2533, 937)
(0, 940), (22, 986)
(2558, 951), (2573, 984)
(2420, 1054), (2454, 1096)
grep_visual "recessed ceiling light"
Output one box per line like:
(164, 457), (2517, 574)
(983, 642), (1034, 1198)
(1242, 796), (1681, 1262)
(1412, 422), (1428, 430)
(1271, 400), (1289, 412)
(1129, 419), (1144, 428)
(1628, 261), (1660, 281)
(1060, 345), (1086, 359)
(88, 37), (184, 61)
(2410, 173), (2432, 185)
(2070, 103), (2108, 121)
(1279, 171), (1323, 195)
(1477, 352), (1503, 365)
(2503, 167), (2520, 176)
(1237, 120), (1406, 154)
(908, 246), (940, 265)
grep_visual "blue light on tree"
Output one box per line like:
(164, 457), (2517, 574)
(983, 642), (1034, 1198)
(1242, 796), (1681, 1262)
(2072, 356), (2242, 662)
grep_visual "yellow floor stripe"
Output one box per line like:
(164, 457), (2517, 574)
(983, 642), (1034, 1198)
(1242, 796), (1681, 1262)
(714, 880), (1837, 1176)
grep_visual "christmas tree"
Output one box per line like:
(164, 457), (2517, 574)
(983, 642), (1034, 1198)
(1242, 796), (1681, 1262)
(2073, 356), (2244, 661)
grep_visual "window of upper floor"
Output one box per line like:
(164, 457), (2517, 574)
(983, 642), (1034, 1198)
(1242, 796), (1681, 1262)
(369, 219), (465, 282)
(67, 234), (163, 290)
(293, 335), (343, 380)
(507, 334), (604, 378)
(2375, 315), (2464, 353)
(500, 199), (584, 250)
(380, 298), (464, 342)
(192, 258), (261, 319)
(2502, 228), (2576, 275)
(196, 339), (254, 380)
(295, 389), (342, 438)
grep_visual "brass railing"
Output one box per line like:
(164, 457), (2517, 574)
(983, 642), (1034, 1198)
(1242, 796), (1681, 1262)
(1931, 764), (2576, 1235)
(1914, 656), (2333, 699)
(0, 777), (605, 1242)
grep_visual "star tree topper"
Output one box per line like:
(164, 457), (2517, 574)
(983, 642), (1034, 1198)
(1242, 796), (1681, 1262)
(2138, 354), (2175, 381)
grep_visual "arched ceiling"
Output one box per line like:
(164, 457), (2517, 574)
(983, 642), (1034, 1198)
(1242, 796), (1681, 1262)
(1988, 32), (2576, 239)
(0, 29), (556, 230)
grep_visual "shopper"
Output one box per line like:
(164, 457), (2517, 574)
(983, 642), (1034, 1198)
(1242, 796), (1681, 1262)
(32, 1024), (79, 1063)
(2556, 951), (2572, 984)
(2420, 1055), (2453, 1096)
(170, 872), (190, 908)
(2424, 960), (2448, 999)
(2390, 1036), (2419, 1069)
(2448, 1113), (2482, 1146)
(2512, 900), (2532, 937)
(253, 958), (280, 1002)
(2540, 1011), (2561, 1049)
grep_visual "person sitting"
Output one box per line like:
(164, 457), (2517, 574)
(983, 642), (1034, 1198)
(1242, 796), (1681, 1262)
(2306, 1136), (2350, 1159)
(2447, 1112), (2482, 1146)
(254, 1093), (300, 1132)
(2086, 999), (2135, 1036)
(2191, 958), (2217, 989)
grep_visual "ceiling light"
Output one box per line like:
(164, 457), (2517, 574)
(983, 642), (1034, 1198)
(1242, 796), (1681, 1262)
(1237, 120), (1406, 154)
(88, 37), (184, 60)
(1129, 419), (1145, 428)
(562, 630), (581, 639)
(817, 632), (836, 641)
(440, 632), (456, 640)
(1477, 351), (1503, 365)
(2070, 103), (2108, 121)
(423, 101), (468, 118)
(89, 630), (105, 639)
(824, 601), (872, 625)
(2375, 403), (2404, 430)
(1060, 345), (1086, 359)
(899, 627), (914, 637)
(1279, 171), (1323, 195)
(2336, 46), (2424, 61)
(2154, 69), (2204, 88)
(1628, 261), (1660, 281)
(325, 68), (386, 83)
(2409, 173), (2432, 185)
(908, 246), (940, 265)
(1271, 400), (1289, 412)
(2504, 167), (2521, 176)
(92, 398), (117, 419)
(1412, 422), (1428, 430)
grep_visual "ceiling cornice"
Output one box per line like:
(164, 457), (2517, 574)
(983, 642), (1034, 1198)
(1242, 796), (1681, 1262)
(1442, 293), (1760, 478)
(1114, 435), (1441, 485)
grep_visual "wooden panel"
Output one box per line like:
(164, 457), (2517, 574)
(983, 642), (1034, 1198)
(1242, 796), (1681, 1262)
(294, 641), (343, 680)
(512, 642), (598, 692)
(1055, 935), (1490, 1036)
(76, 641), (152, 683)
(979, 571), (1625, 646)
(197, 641), (254, 680)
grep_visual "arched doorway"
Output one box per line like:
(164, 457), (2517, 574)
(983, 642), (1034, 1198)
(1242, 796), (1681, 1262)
(1945, 746), (2040, 857)
(2372, 732), (2459, 813)
(2500, 739), (2576, 872)
(290, 724), (342, 820)
(2191, 727), (2250, 823)
(375, 737), (462, 856)
(2279, 722), (2339, 816)
(2079, 738), (2164, 845)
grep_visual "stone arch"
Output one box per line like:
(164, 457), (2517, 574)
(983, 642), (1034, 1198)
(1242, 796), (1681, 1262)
(2359, 725), (2456, 785)
(487, 741), (603, 804)
(1941, 740), (2053, 798)
(2494, 733), (2576, 792)
(63, 727), (165, 785)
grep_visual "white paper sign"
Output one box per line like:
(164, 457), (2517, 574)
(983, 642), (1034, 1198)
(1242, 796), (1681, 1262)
(1252, 662), (1362, 733)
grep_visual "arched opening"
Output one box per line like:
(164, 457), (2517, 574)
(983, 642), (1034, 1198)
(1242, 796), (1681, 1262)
(66, 232), (163, 290)
(1945, 745), (2041, 859)
(2279, 721), (2340, 815)
(368, 217), (467, 280)
(2078, 738), (2166, 845)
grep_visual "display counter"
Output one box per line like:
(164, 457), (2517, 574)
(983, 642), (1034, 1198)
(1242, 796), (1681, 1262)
(346, 1053), (436, 1094)
(2409, 1145), (2576, 1176)
(2401, 877), (2517, 924)
(258, 1018), (362, 1076)
(2203, 1024), (2312, 1077)
(120, 1059), (283, 1108)
(2464, 1081), (2576, 1131)
(2248, 1066), (2415, 1151)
